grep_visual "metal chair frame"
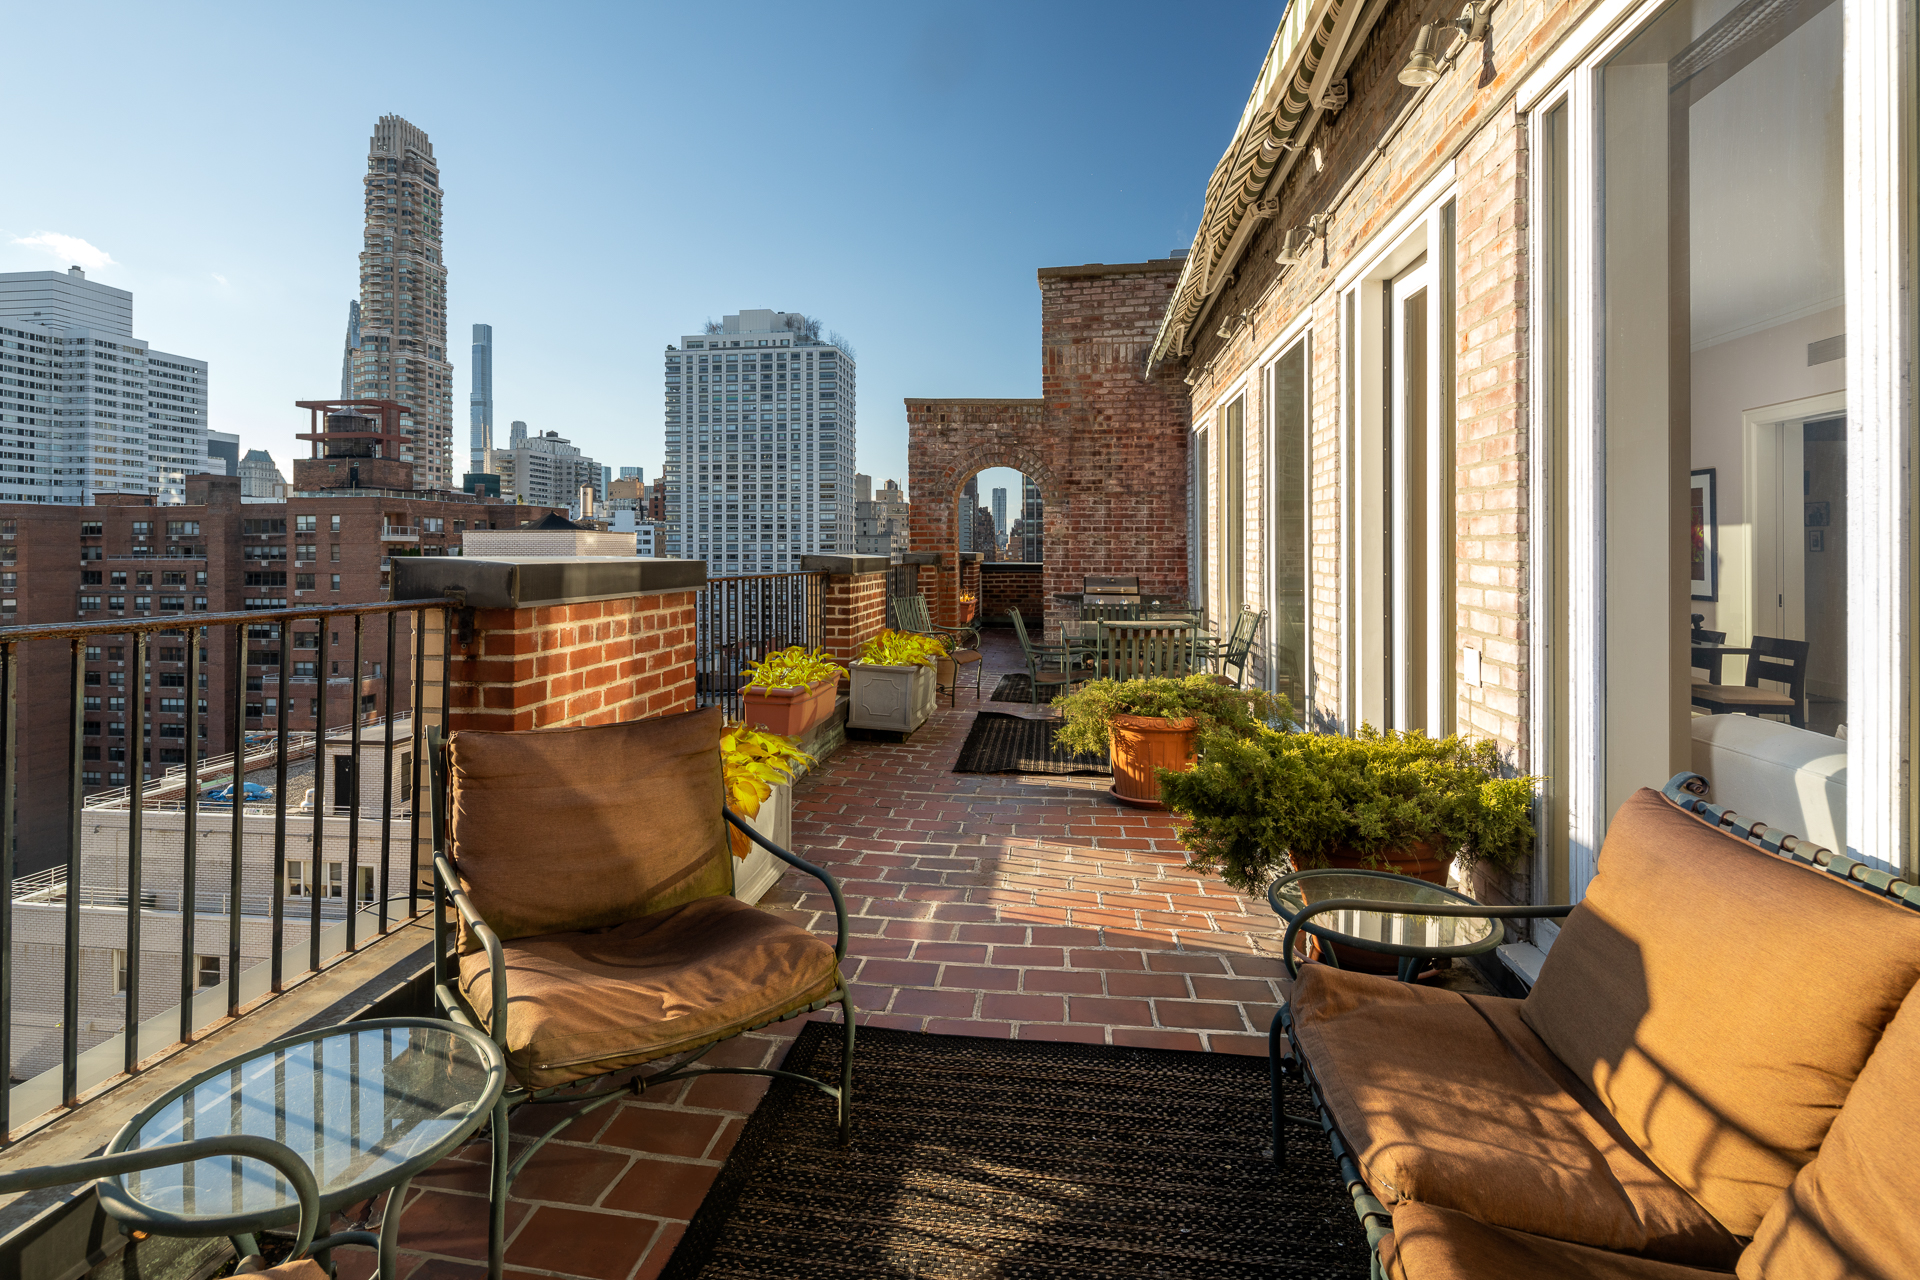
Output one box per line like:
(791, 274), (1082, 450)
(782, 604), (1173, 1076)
(0, 1135), (365, 1273)
(1078, 602), (1141, 623)
(1008, 607), (1087, 705)
(1267, 770), (1919, 1278)
(1090, 619), (1206, 681)
(1217, 607), (1267, 687)
(893, 593), (983, 706)
(427, 727), (855, 1280)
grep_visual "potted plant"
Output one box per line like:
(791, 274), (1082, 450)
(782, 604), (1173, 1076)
(848, 629), (943, 733)
(1053, 675), (1287, 810)
(740, 646), (845, 737)
(1157, 726), (1536, 970)
(721, 720), (815, 904)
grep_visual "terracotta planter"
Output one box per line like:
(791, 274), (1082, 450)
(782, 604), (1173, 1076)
(1301, 841), (1449, 974)
(741, 676), (836, 736)
(1106, 714), (1198, 809)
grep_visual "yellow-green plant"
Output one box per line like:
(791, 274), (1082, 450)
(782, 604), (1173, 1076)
(720, 720), (815, 858)
(742, 645), (846, 690)
(856, 629), (944, 667)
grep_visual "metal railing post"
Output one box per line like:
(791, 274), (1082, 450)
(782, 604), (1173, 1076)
(308, 620), (325, 975)
(63, 639), (83, 1106)
(271, 624), (290, 993)
(347, 614), (364, 950)
(1, 640), (15, 1137)
(181, 629), (200, 1041)
(124, 630), (145, 1075)
(227, 622), (245, 1017)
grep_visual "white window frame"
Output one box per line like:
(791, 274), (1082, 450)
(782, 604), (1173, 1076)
(1254, 312), (1317, 718)
(1522, 0), (1915, 885)
(1337, 169), (1458, 737)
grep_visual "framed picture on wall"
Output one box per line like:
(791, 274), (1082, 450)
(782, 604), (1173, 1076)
(1690, 469), (1718, 601)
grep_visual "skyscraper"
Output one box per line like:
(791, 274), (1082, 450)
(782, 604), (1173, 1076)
(991, 486), (1007, 544)
(346, 116), (453, 489)
(662, 310), (854, 572)
(338, 300), (360, 398)
(0, 267), (208, 504)
(469, 323), (493, 474)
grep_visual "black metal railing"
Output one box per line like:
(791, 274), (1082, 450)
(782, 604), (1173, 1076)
(0, 598), (451, 1140)
(694, 573), (823, 720)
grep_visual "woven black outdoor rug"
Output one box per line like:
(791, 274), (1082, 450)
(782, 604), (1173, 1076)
(952, 711), (1110, 775)
(661, 1023), (1368, 1279)
(989, 672), (1064, 705)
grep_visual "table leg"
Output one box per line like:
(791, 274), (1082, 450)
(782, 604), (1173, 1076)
(232, 1233), (259, 1262)
(1396, 955), (1424, 983)
(489, 1095), (510, 1280)
(378, 1174), (415, 1280)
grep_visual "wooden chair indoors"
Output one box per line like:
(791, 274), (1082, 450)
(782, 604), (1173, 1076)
(894, 592), (983, 706)
(1690, 634), (1811, 728)
(428, 708), (853, 1277)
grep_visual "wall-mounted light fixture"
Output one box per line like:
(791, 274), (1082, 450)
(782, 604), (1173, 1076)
(1274, 214), (1334, 267)
(1399, 2), (1490, 87)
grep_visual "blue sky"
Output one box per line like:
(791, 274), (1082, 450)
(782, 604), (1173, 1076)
(0, 1), (1277, 497)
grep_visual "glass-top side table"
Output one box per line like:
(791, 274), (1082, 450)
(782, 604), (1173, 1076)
(102, 1017), (506, 1278)
(1268, 867), (1501, 982)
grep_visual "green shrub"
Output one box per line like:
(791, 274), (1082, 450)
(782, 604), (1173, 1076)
(1158, 726), (1537, 893)
(1052, 675), (1289, 756)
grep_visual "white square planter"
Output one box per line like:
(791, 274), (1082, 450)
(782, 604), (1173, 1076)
(732, 779), (792, 906)
(847, 662), (934, 733)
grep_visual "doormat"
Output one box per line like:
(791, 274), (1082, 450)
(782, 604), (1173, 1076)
(952, 711), (1110, 775)
(660, 1022), (1369, 1279)
(988, 672), (1065, 705)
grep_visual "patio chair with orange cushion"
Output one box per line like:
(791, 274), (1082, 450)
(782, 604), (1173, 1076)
(428, 706), (853, 1279)
(1275, 772), (1920, 1279)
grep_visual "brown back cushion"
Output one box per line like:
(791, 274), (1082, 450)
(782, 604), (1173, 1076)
(1522, 788), (1920, 1237)
(448, 706), (733, 945)
(1736, 982), (1920, 1280)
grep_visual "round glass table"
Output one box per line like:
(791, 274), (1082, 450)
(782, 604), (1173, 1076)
(1267, 868), (1501, 982)
(101, 1017), (506, 1278)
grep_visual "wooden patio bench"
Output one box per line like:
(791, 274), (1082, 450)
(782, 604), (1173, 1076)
(1273, 773), (1920, 1279)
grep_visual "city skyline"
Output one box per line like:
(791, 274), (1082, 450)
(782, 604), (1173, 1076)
(0, 2), (1270, 497)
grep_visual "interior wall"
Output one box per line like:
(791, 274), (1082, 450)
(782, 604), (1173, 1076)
(1688, 305), (1847, 644)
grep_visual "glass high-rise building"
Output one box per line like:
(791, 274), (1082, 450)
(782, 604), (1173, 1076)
(661, 310), (854, 573)
(346, 116), (453, 489)
(469, 323), (493, 474)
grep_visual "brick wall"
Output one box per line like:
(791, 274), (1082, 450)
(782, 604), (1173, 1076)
(979, 562), (1044, 625)
(908, 261), (1193, 638)
(446, 591), (696, 732)
(818, 571), (888, 664)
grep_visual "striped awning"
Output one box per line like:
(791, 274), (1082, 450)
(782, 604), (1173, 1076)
(1149, 0), (1349, 367)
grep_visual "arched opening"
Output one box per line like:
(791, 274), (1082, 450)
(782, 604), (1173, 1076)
(958, 466), (1047, 635)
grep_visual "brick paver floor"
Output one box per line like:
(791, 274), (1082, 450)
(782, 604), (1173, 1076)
(367, 629), (1296, 1280)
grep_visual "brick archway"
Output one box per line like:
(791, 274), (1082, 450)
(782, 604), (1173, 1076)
(906, 259), (1193, 636)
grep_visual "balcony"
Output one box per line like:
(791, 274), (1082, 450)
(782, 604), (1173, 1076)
(380, 524), (418, 541)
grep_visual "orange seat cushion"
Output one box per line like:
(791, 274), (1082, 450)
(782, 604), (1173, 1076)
(1521, 789), (1920, 1237)
(446, 707), (734, 948)
(460, 894), (841, 1089)
(1291, 964), (1739, 1268)
(1380, 1203), (1737, 1280)
(1736, 983), (1920, 1280)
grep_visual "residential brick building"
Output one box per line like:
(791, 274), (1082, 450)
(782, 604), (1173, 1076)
(1158, 0), (1914, 954)
(1, 474), (559, 872)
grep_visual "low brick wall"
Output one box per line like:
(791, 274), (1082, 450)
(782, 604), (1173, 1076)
(818, 571), (889, 663)
(980, 562), (1044, 626)
(447, 592), (697, 732)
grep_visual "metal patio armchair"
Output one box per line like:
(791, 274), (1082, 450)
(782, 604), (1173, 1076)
(0, 1135), (352, 1279)
(1009, 607), (1088, 705)
(428, 707), (854, 1280)
(1215, 607), (1267, 687)
(893, 592), (984, 706)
